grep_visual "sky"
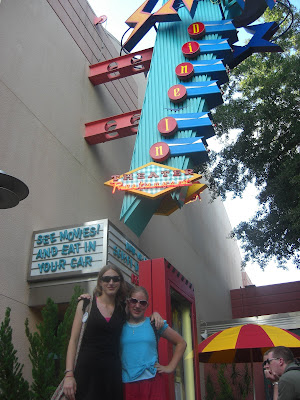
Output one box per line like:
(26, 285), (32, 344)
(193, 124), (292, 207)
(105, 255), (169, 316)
(88, 0), (299, 287)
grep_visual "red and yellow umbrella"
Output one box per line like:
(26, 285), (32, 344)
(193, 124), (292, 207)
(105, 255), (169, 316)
(198, 324), (300, 399)
(198, 324), (300, 363)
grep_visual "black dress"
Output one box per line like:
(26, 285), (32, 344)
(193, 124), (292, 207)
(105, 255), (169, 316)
(74, 296), (126, 400)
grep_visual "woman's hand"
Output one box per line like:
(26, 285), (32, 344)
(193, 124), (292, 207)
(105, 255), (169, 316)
(78, 293), (91, 301)
(155, 362), (175, 374)
(63, 376), (77, 400)
(151, 312), (164, 330)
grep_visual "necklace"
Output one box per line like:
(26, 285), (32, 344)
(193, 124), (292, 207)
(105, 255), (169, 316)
(127, 319), (146, 335)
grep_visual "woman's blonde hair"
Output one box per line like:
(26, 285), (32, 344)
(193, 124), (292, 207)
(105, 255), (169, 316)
(128, 285), (149, 301)
(94, 263), (128, 307)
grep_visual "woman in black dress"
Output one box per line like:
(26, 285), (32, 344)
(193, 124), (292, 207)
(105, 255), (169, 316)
(63, 263), (127, 400)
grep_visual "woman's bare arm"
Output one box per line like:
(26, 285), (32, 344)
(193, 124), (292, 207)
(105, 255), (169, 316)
(63, 300), (85, 400)
(155, 327), (187, 374)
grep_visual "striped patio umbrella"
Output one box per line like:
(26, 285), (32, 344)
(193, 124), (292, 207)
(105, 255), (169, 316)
(198, 324), (300, 363)
(198, 324), (300, 399)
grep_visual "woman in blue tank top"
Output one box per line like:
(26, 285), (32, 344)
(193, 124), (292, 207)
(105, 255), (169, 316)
(120, 286), (187, 400)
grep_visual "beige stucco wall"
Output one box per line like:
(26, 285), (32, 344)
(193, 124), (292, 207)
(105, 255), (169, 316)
(0, 0), (242, 382)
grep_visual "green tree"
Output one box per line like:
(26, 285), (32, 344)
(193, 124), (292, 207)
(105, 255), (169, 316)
(205, 2), (300, 268)
(238, 364), (251, 400)
(25, 286), (83, 399)
(56, 285), (83, 380)
(216, 364), (234, 400)
(206, 373), (216, 400)
(25, 299), (58, 400)
(0, 308), (31, 400)
(230, 363), (239, 385)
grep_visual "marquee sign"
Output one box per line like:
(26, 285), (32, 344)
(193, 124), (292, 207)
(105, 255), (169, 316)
(105, 162), (202, 199)
(28, 219), (148, 282)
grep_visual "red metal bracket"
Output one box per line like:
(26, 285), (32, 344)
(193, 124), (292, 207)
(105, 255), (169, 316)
(89, 48), (153, 85)
(85, 110), (141, 144)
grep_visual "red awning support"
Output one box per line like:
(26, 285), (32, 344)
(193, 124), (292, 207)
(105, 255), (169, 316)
(85, 110), (141, 144)
(89, 48), (153, 85)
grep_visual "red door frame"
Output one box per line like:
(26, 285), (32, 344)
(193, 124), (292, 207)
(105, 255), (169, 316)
(139, 258), (201, 400)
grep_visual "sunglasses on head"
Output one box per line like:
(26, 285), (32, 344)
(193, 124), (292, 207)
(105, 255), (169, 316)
(128, 297), (148, 307)
(263, 358), (280, 366)
(101, 275), (121, 283)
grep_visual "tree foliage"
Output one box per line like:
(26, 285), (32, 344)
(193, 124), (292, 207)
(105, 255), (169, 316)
(25, 299), (59, 400)
(238, 364), (251, 400)
(0, 287), (82, 400)
(216, 364), (234, 400)
(25, 286), (83, 399)
(0, 308), (31, 400)
(206, 373), (217, 400)
(205, 2), (300, 268)
(205, 363), (251, 400)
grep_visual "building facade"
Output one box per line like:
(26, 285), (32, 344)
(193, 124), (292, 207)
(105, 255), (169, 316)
(0, 0), (243, 383)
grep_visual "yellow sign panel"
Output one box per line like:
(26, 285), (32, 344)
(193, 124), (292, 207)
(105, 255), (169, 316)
(105, 162), (203, 199)
(155, 181), (207, 215)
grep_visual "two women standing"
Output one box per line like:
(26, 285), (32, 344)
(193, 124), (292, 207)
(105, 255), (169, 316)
(63, 263), (186, 400)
